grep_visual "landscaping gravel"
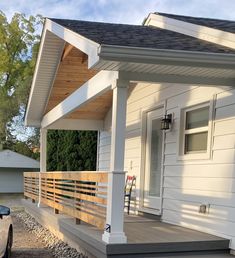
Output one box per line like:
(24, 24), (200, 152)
(15, 211), (87, 258)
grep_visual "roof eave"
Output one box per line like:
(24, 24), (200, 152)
(144, 13), (235, 50)
(97, 44), (235, 69)
(46, 18), (100, 68)
(24, 19), (48, 127)
(25, 18), (101, 127)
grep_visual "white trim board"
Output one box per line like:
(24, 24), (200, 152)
(120, 71), (235, 86)
(25, 18), (101, 127)
(46, 19), (100, 68)
(145, 13), (235, 50)
(25, 27), (65, 127)
(41, 70), (119, 129)
(47, 118), (104, 131)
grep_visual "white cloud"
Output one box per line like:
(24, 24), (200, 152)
(1, 0), (235, 24)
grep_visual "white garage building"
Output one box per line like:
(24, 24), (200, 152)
(0, 149), (39, 193)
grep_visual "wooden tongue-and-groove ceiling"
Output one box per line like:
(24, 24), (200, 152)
(44, 43), (112, 120)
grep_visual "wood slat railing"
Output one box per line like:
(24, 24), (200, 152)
(24, 171), (108, 229)
(24, 172), (39, 202)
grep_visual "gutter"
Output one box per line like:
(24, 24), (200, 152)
(97, 44), (235, 69)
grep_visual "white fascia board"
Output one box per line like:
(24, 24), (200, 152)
(46, 18), (100, 68)
(41, 70), (119, 129)
(98, 44), (235, 69)
(25, 21), (48, 127)
(25, 18), (101, 127)
(119, 71), (235, 86)
(47, 119), (104, 131)
(145, 13), (235, 50)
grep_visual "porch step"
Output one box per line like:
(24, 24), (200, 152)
(110, 251), (232, 258)
(107, 240), (230, 257)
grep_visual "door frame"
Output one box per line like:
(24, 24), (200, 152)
(139, 102), (166, 215)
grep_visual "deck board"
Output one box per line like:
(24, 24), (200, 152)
(124, 221), (224, 243)
(23, 200), (231, 258)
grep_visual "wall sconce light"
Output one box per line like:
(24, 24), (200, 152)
(161, 114), (172, 130)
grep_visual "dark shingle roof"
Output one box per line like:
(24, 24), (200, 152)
(50, 18), (235, 54)
(157, 12), (235, 33)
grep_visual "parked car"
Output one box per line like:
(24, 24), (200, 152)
(0, 206), (13, 258)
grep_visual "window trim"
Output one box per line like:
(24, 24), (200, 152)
(178, 99), (214, 161)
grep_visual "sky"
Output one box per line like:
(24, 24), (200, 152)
(1, 0), (235, 25)
(1, 0), (235, 141)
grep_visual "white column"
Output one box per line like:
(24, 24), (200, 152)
(102, 79), (129, 244)
(38, 128), (47, 207)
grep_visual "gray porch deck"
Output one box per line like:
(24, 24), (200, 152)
(22, 199), (231, 258)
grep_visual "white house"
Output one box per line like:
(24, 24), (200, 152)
(0, 150), (39, 193)
(23, 12), (235, 257)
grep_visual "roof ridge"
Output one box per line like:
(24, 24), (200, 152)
(0, 149), (39, 162)
(49, 18), (140, 27)
(156, 12), (235, 23)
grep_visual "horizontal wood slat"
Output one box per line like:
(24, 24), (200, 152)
(24, 172), (39, 201)
(24, 171), (108, 229)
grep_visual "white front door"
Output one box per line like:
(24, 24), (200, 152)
(143, 108), (163, 212)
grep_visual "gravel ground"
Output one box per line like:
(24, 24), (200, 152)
(13, 211), (86, 258)
(0, 194), (86, 257)
(11, 213), (54, 258)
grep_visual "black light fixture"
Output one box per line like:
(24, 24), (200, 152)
(161, 114), (172, 130)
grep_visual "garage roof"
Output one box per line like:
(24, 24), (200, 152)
(0, 150), (40, 169)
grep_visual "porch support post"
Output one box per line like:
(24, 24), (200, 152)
(38, 128), (47, 207)
(102, 79), (129, 244)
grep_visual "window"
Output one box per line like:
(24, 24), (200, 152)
(184, 106), (209, 154)
(179, 102), (213, 159)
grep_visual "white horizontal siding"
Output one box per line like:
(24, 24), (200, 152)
(215, 104), (235, 121)
(163, 187), (235, 208)
(214, 119), (235, 136)
(166, 86), (231, 110)
(163, 209), (235, 240)
(165, 142), (177, 155)
(98, 81), (235, 247)
(216, 88), (235, 108)
(163, 84), (235, 248)
(164, 149), (235, 165)
(164, 177), (235, 192)
(164, 164), (235, 178)
(98, 131), (111, 171)
(213, 134), (235, 150)
(163, 199), (235, 223)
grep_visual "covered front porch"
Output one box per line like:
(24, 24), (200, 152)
(23, 171), (230, 257)
(24, 18), (235, 254)
(22, 194), (229, 258)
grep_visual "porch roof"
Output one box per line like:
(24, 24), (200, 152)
(25, 16), (235, 128)
(50, 18), (235, 54)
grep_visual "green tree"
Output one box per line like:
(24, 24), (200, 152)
(47, 130), (97, 171)
(0, 11), (42, 143)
